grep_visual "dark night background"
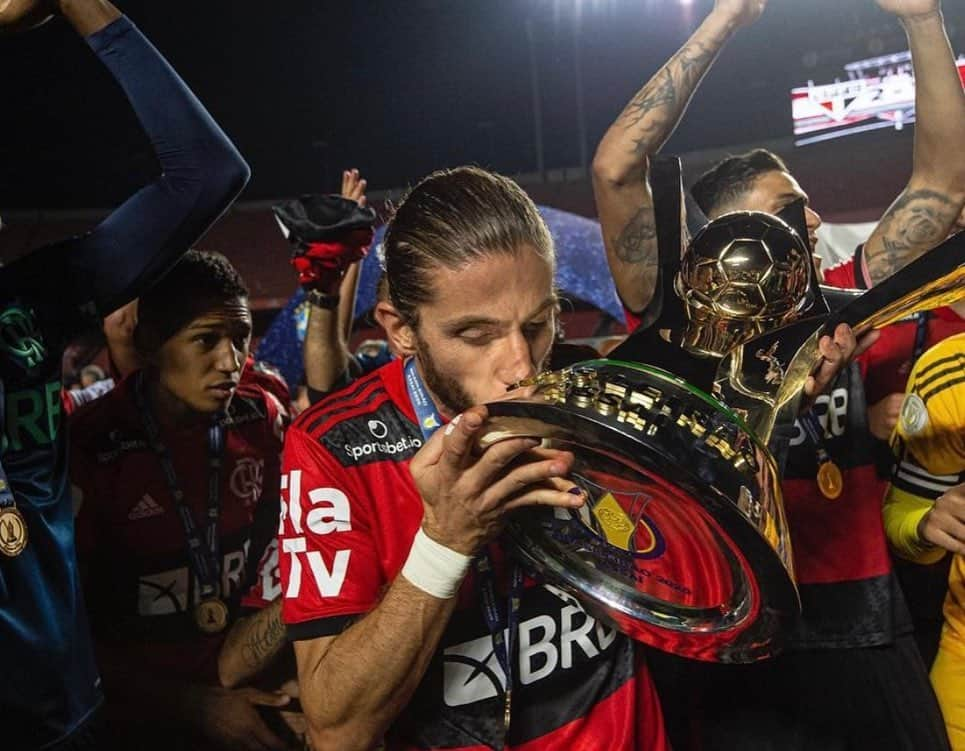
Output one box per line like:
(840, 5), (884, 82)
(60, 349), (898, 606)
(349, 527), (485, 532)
(2, 0), (962, 210)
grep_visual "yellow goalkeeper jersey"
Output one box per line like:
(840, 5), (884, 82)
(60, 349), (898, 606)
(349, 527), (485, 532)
(884, 332), (965, 656)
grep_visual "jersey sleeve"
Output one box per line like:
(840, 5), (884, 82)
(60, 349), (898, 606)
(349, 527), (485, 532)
(623, 305), (643, 334)
(883, 466), (950, 565)
(278, 424), (386, 640)
(892, 334), (965, 477)
(10, 17), (249, 333)
(884, 334), (965, 563)
(822, 244), (871, 290)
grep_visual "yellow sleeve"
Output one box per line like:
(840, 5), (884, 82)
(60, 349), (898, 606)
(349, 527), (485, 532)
(891, 333), (965, 476)
(882, 484), (947, 565)
(883, 333), (965, 566)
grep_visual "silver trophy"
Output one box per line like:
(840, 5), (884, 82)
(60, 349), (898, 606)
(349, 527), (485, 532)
(481, 159), (965, 662)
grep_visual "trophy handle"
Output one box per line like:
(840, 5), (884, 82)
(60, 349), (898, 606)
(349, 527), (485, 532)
(719, 231), (965, 448)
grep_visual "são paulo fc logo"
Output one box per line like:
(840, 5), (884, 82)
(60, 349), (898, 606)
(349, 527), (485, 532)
(230, 457), (264, 507)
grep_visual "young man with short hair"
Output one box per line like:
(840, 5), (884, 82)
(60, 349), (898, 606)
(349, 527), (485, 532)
(71, 251), (293, 750)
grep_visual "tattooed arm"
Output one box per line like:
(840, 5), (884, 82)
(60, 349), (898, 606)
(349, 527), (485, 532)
(219, 600), (287, 689)
(863, 1), (965, 286)
(592, 0), (767, 315)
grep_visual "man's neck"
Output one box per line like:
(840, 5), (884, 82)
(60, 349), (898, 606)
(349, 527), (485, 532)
(409, 357), (455, 423)
(147, 373), (205, 431)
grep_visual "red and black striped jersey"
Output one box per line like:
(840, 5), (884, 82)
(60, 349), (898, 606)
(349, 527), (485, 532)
(70, 374), (286, 684)
(279, 357), (669, 750)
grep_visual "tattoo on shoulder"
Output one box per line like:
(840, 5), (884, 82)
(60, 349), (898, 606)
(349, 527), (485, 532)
(615, 206), (659, 269)
(869, 188), (958, 282)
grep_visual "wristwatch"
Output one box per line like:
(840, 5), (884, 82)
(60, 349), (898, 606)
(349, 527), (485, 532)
(306, 289), (341, 310)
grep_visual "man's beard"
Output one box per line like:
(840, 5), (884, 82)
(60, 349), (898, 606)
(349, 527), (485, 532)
(414, 331), (554, 416)
(415, 335), (475, 416)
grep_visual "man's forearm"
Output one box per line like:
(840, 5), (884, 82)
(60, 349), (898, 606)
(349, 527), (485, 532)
(303, 302), (351, 395)
(337, 262), (361, 344)
(592, 8), (741, 313)
(864, 10), (965, 284)
(595, 10), (738, 182)
(904, 10), (965, 189)
(297, 576), (458, 750)
(58, 0), (119, 36)
(219, 600), (287, 689)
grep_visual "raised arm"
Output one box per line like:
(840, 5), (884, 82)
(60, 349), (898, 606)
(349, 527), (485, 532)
(591, 0), (766, 314)
(294, 171), (374, 401)
(13, 0), (250, 319)
(863, 0), (965, 285)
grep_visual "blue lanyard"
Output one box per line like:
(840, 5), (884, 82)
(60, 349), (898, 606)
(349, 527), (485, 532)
(403, 357), (521, 734)
(404, 357), (443, 438)
(800, 410), (832, 464)
(134, 372), (225, 601)
(0, 378), (13, 509)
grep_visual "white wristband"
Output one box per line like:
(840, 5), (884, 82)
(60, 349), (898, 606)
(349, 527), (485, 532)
(401, 528), (472, 599)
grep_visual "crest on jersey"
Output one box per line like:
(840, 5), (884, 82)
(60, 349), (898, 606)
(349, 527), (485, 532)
(230, 457), (265, 507)
(0, 305), (46, 374)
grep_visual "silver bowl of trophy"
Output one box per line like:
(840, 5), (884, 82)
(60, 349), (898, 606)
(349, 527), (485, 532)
(480, 360), (795, 664)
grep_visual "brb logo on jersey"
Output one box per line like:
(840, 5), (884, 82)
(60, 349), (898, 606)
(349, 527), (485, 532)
(137, 546), (250, 617)
(230, 457), (265, 507)
(442, 586), (619, 707)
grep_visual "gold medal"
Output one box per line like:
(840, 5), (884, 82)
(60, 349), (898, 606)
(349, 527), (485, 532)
(0, 506), (28, 557)
(195, 597), (229, 634)
(816, 461), (844, 501)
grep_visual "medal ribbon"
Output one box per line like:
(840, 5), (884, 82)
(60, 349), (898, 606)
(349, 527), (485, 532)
(799, 410), (833, 467)
(0, 378), (15, 509)
(404, 357), (523, 738)
(134, 372), (225, 602)
(0, 376), (16, 597)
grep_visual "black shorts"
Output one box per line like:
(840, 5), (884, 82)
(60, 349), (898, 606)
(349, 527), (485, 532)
(649, 633), (949, 751)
